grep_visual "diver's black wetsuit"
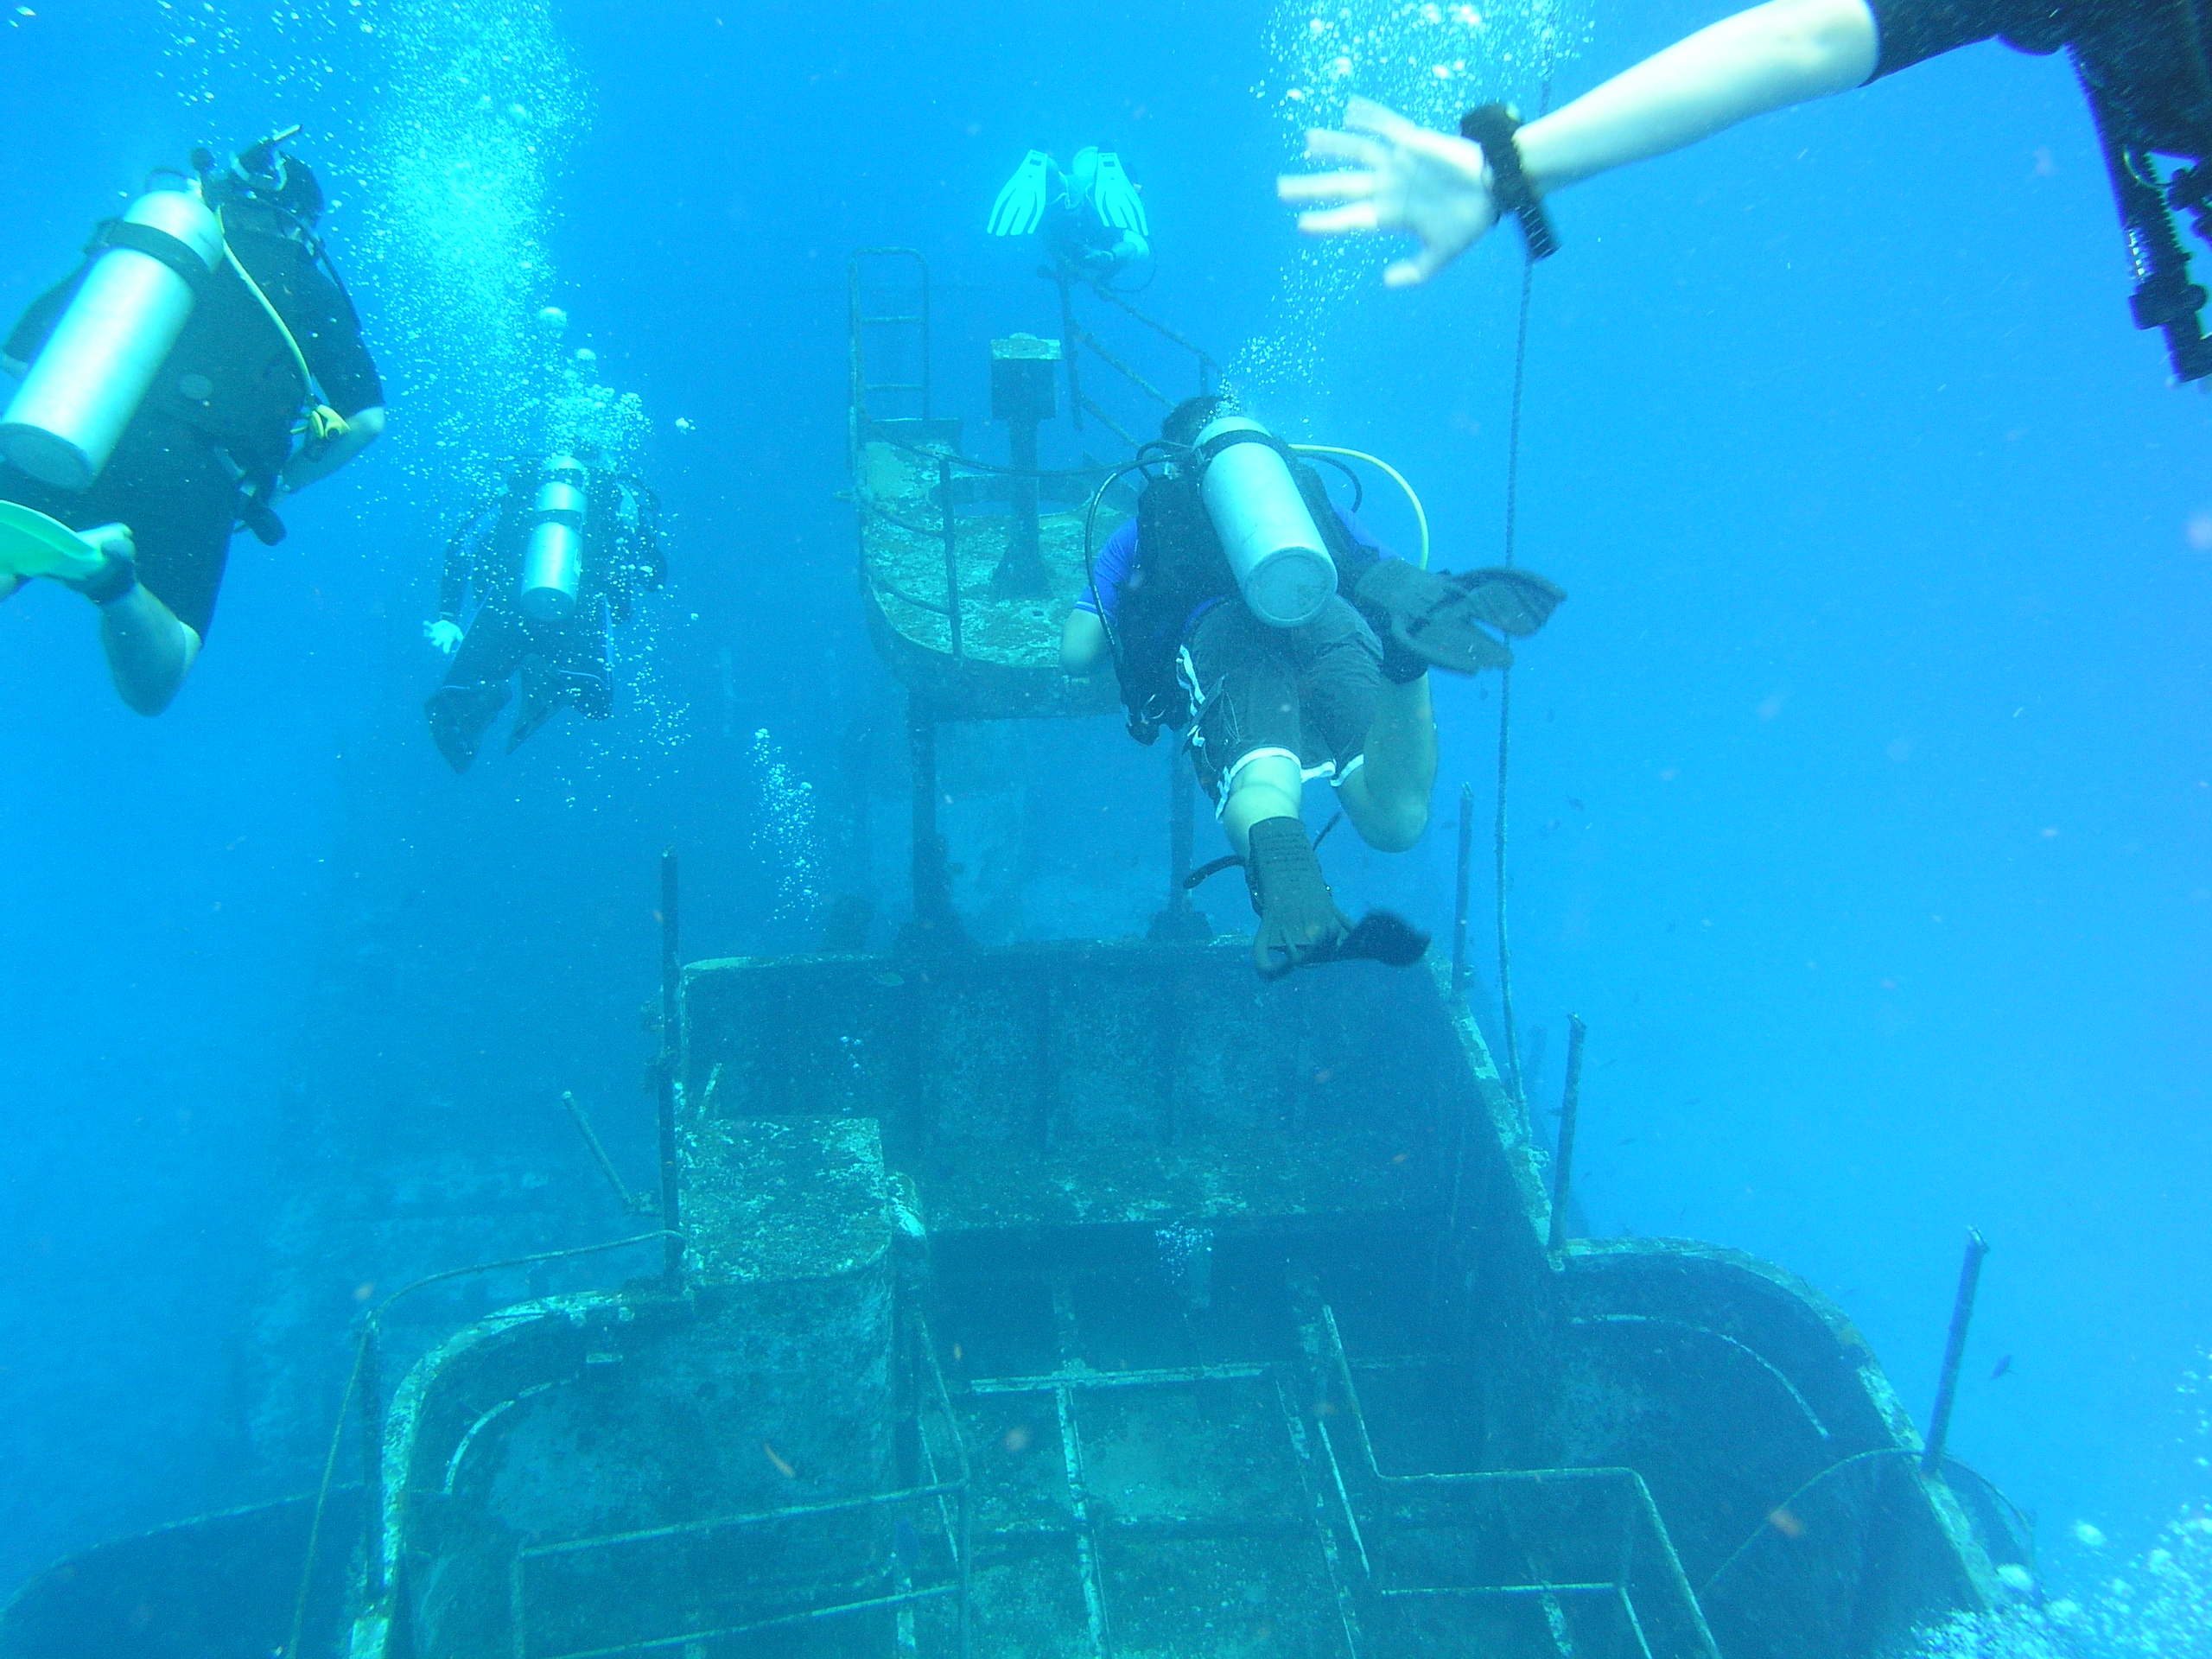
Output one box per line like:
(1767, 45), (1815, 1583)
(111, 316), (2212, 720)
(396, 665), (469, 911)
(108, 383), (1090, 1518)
(424, 467), (662, 772)
(1868, 0), (2212, 372)
(1869, 0), (2211, 158)
(0, 200), (382, 639)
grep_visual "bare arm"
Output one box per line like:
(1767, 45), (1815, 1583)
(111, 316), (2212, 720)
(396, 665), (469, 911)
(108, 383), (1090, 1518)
(1280, 0), (1880, 283)
(284, 404), (385, 493)
(1061, 607), (1109, 676)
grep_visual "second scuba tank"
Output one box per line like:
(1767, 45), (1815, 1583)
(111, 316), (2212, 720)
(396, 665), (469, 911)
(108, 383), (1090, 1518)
(1195, 416), (1337, 629)
(518, 455), (588, 621)
(0, 189), (227, 491)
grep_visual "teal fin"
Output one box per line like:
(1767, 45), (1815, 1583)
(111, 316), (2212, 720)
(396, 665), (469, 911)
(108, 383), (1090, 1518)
(1090, 151), (1148, 237)
(0, 501), (105, 583)
(988, 150), (1054, 238)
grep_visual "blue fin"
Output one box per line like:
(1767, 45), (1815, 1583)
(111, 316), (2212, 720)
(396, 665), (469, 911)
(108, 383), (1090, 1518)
(1090, 152), (1148, 237)
(988, 150), (1053, 238)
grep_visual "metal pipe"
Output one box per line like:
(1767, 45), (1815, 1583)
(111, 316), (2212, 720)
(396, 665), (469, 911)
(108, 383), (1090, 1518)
(1547, 1015), (1587, 1253)
(1496, 671), (1523, 1104)
(1170, 752), (1193, 901)
(1921, 1229), (1991, 1476)
(1452, 781), (1474, 1000)
(563, 1090), (646, 1213)
(938, 455), (963, 663)
(655, 848), (683, 1293)
(906, 699), (961, 949)
(1057, 271), (1085, 432)
(359, 1321), (385, 1599)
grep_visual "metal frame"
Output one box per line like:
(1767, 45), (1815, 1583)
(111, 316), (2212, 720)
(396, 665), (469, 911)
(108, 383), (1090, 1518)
(504, 1318), (974, 1659)
(1311, 1306), (1723, 1659)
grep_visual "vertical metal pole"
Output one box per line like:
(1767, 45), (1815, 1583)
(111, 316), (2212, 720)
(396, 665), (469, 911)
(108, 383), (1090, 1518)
(1005, 415), (1043, 583)
(1150, 749), (1209, 941)
(906, 698), (961, 949)
(1922, 1230), (1991, 1476)
(938, 456), (963, 664)
(1057, 271), (1085, 432)
(358, 1321), (385, 1599)
(916, 254), (932, 423)
(1496, 671), (1523, 1104)
(1451, 782), (1474, 1000)
(1547, 1016), (1587, 1252)
(1169, 751), (1195, 903)
(656, 847), (683, 1293)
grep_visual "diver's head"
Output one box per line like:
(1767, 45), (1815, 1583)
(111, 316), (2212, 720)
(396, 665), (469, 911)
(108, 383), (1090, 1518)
(193, 126), (324, 229)
(1067, 146), (1101, 207)
(1162, 392), (1237, 451)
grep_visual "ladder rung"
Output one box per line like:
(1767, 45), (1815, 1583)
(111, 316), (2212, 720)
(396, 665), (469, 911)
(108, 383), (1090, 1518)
(868, 381), (926, 392)
(861, 315), (925, 325)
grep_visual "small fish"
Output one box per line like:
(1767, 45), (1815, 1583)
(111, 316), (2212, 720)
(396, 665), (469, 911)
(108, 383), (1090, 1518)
(1767, 1507), (1805, 1538)
(1002, 1425), (1033, 1452)
(1990, 1354), (2012, 1379)
(763, 1441), (796, 1478)
(1567, 798), (1585, 810)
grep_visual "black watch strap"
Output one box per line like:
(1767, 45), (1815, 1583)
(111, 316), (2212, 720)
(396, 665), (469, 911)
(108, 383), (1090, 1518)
(1459, 104), (1559, 262)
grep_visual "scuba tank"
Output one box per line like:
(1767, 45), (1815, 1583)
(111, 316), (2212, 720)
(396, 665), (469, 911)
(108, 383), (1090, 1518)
(518, 454), (588, 621)
(0, 189), (227, 491)
(1193, 415), (1337, 628)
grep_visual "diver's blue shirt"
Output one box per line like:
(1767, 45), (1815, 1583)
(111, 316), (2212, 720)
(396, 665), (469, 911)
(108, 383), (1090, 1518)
(1077, 502), (1390, 647)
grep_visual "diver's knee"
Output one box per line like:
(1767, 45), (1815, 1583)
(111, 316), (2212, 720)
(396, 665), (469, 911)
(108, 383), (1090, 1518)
(1343, 784), (1428, 852)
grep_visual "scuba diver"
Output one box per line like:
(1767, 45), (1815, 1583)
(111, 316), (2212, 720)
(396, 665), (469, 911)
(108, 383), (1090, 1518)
(988, 147), (1152, 284)
(422, 332), (662, 772)
(1061, 394), (1566, 979)
(0, 127), (385, 714)
(1282, 0), (2212, 385)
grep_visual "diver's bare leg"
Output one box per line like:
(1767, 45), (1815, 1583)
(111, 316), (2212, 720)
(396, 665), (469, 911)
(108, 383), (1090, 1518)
(99, 586), (200, 715)
(1221, 753), (1306, 858)
(1339, 674), (1436, 852)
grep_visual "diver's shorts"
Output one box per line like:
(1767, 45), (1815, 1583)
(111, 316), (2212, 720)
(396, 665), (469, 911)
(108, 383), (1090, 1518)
(1181, 595), (1384, 808)
(0, 416), (240, 641)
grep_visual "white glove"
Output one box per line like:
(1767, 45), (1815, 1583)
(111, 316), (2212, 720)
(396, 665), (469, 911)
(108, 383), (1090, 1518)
(424, 619), (464, 655)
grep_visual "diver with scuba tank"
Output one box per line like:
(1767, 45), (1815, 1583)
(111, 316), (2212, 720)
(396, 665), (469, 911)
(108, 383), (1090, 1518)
(988, 146), (1153, 285)
(0, 127), (385, 714)
(422, 323), (663, 772)
(1062, 394), (1565, 979)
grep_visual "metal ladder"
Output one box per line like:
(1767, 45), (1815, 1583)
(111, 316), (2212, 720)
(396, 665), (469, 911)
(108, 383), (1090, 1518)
(849, 248), (932, 436)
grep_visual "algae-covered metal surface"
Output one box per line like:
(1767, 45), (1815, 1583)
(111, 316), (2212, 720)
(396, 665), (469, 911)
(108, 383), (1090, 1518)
(310, 939), (1999, 1659)
(855, 436), (1122, 720)
(29, 939), (2001, 1659)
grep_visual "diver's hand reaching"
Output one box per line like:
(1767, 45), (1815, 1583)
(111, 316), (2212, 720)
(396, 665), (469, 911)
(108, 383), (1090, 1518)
(1277, 98), (1499, 287)
(425, 619), (463, 655)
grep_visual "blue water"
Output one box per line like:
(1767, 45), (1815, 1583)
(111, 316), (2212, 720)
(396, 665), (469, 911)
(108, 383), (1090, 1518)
(0, 0), (2206, 1623)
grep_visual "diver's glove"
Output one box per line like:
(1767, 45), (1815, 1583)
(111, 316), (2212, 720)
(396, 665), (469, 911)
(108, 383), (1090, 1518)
(55, 523), (139, 607)
(425, 618), (464, 655)
(988, 150), (1054, 238)
(1352, 559), (1566, 681)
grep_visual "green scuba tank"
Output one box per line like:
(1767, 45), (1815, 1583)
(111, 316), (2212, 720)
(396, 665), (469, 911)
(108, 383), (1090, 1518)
(519, 454), (588, 621)
(0, 189), (227, 491)
(1194, 416), (1338, 628)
